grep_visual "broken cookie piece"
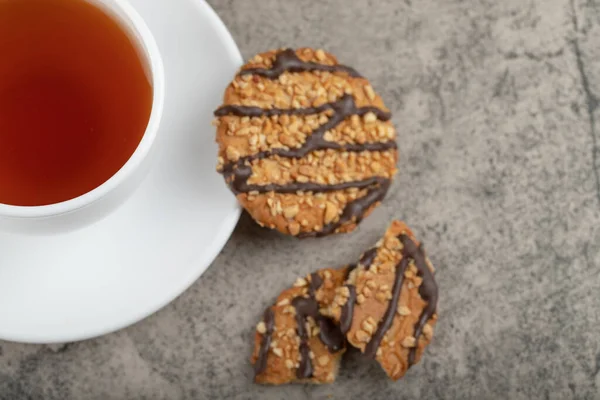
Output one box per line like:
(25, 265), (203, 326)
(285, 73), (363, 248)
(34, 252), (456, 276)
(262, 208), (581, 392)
(251, 267), (349, 384)
(329, 221), (438, 380)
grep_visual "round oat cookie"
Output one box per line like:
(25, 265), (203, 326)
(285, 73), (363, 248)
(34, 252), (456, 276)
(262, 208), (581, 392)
(213, 48), (398, 237)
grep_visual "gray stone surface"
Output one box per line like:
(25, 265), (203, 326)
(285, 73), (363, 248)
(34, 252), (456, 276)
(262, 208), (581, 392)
(2, 0), (600, 398)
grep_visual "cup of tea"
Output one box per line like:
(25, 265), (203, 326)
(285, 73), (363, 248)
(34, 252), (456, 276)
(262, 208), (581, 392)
(0, 0), (165, 234)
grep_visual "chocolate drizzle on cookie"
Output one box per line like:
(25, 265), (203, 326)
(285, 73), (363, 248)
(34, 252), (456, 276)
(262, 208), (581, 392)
(340, 285), (356, 334)
(216, 95), (394, 167)
(308, 272), (323, 297)
(292, 296), (318, 379)
(344, 234), (438, 366)
(345, 264), (357, 278)
(399, 235), (438, 366)
(359, 247), (379, 269)
(293, 272), (345, 379)
(254, 308), (275, 377)
(238, 48), (362, 79)
(215, 48), (397, 237)
(227, 173), (390, 197)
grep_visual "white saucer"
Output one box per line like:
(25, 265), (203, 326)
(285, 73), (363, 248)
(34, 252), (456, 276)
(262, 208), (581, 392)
(0, 0), (242, 343)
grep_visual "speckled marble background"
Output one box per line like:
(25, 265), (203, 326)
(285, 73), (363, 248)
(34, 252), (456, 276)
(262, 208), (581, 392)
(2, 0), (600, 398)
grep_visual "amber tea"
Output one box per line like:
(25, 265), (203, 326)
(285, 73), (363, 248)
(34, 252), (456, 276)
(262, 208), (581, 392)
(0, 0), (153, 206)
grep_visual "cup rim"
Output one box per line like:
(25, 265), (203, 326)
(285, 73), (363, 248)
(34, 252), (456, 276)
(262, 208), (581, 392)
(0, 0), (165, 219)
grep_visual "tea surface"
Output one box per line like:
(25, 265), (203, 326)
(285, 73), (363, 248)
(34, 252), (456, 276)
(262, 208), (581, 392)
(0, 0), (153, 206)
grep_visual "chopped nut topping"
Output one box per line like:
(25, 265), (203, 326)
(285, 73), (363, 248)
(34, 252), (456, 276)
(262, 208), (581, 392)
(361, 319), (375, 334)
(423, 324), (434, 339)
(401, 336), (417, 348)
(320, 307), (331, 317)
(283, 204), (300, 219)
(294, 277), (307, 287)
(362, 287), (372, 298)
(299, 165), (315, 177)
(397, 305), (411, 316)
(256, 321), (267, 334)
(364, 85), (376, 101)
(282, 305), (296, 315)
(316, 355), (329, 367)
(363, 112), (377, 124)
(356, 294), (366, 304)
(335, 295), (347, 306)
(312, 326), (321, 337)
(272, 347), (284, 357)
(339, 287), (350, 297)
(355, 330), (370, 343)
(277, 298), (290, 307)
(324, 202), (338, 224)
(226, 146), (240, 161)
(288, 222), (301, 236)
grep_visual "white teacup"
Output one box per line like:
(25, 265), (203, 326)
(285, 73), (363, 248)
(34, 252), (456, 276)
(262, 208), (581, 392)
(0, 0), (165, 235)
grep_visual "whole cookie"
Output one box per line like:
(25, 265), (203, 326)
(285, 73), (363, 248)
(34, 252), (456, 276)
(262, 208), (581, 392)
(214, 48), (398, 237)
(328, 221), (439, 380)
(251, 267), (350, 385)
